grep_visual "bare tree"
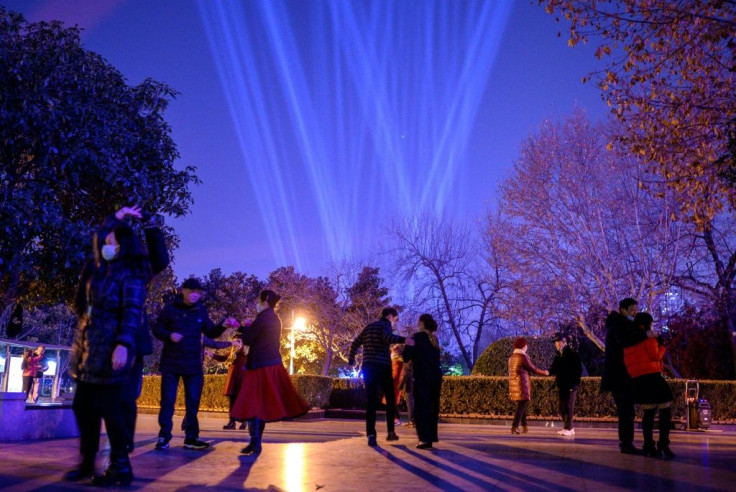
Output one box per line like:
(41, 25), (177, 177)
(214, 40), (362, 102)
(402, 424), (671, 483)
(388, 211), (505, 370)
(674, 211), (736, 374)
(492, 111), (683, 349)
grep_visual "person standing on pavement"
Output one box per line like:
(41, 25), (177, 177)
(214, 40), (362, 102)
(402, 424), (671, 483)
(231, 290), (310, 455)
(73, 205), (170, 454)
(209, 334), (249, 430)
(399, 358), (415, 429)
(65, 223), (149, 486)
(401, 314), (442, 449)
(625, 312), (675, 459)
(508, 337), (548, 435)
(348, 307), (406, 446)
(600, 297), (648, 454)
(548, 333), (582, 437)
(153, 278), (238, 450)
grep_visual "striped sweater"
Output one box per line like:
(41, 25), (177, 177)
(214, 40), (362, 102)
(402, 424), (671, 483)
(349, 318), (406, 367)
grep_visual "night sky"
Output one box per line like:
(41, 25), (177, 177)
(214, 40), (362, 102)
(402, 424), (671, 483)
(4, 0), (606, 280)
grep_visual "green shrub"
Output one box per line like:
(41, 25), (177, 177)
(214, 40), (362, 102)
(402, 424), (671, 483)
(472, 337), (556, 377)
(329, 378), (366, 409)
(139, 375), (736, 421)
(140, 374), (332, 411)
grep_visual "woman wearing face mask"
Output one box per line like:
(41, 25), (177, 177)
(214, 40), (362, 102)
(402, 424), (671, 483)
(65, 224), (150, 486)
(231, 290), (309, 455)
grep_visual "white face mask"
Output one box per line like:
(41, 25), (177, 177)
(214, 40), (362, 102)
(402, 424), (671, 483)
(626, 315), (634, 321)
(101, 244), (119, 261)
(188, 293), (201, 304)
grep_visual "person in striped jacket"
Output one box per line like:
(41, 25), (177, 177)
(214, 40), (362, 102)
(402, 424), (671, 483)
(349, 308), (406, 446)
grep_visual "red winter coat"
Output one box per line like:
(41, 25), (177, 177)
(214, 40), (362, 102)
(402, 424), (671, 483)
(624, 337), (665, 379)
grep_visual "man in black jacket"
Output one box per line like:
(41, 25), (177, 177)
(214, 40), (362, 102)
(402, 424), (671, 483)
(349, 307), (406, 446)
(153, 278), (237, 450)
(600, 297), (647, 454)
(548, 333), (582, 436)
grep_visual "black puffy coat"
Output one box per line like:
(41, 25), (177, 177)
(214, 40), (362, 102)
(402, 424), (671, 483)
(69, 264), (146, 384)
(153, 295), (225, 375)
(549, 346), (582, 391)
(600, 311), (647, 392)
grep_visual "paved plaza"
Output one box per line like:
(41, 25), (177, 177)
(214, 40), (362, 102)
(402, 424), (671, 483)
(0, 413), (734, 491)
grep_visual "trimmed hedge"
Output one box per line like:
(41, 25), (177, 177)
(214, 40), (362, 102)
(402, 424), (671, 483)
(139, 375), (736, 422)
(140, 374), (333, 411)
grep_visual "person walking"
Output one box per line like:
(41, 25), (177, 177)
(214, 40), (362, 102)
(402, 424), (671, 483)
(625, 312), (675, 459)
(401, 314), (442, 449)
(600, 298), (648, 454)
(548, 333), (582, 436)
(508, 337), (548, 435)
(64, 224), (149, 486)
(348, 307), (406, 446)
(153, 278), (237, 451)
(231, 290), (310, 455)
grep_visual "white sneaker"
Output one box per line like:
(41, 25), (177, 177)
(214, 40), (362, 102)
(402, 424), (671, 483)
(556, 429), (566, 435)
(560, 429), (575, 437)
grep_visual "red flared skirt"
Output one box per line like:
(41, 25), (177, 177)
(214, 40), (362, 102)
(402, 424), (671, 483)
(230, 364), (309, 422)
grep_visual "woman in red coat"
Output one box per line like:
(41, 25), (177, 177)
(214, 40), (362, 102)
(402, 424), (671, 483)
(624, 312), (675, 459)
(508, 337), (548, 434)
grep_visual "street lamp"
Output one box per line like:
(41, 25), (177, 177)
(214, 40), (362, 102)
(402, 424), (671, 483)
(290, 316), (306, 375)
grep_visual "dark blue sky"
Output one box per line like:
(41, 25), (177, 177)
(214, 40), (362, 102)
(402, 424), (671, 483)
(6, 0), (606, 280)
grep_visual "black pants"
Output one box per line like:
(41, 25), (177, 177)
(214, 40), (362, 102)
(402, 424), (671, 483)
(612, 389), (636, 447)
(22, 376), (34, 400)
(558, 387), (577, 430)
(413, 378), (441, 444)
(73, 381), (128, 457)
(158, 372), (204, 441)
(120, 359), (144, 451)
(362, 364), (397, 437)
(512, 400), (529, 428)
(642, 406), (672, 447)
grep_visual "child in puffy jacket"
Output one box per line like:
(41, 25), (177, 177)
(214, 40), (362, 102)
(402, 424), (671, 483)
(624, 313), (675, 459)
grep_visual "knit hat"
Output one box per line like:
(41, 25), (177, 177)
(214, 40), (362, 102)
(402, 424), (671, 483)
(182, 278), (203, 290)
(513, 337), (528, 349)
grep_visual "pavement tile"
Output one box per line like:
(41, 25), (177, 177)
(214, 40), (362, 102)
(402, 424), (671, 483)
(0, 414), (734, 491)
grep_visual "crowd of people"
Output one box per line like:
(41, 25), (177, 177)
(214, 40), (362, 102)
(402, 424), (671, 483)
(57, 205), (674, 487)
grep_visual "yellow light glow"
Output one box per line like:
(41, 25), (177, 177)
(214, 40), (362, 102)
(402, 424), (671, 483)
(283, 443), (304, 491)
(293, 317), (306, 331)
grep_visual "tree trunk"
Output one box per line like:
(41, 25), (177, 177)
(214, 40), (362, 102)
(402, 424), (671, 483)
(322, 347), (333, 376)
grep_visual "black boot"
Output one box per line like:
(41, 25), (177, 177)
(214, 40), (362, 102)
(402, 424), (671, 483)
(223, 418), (236, 430)
(63, 453), (95, 482)
(657, 407), (675, 459)
(91, 451), (133, 487)
(241, 418), (263, 455)
(642, 409), (661, 457)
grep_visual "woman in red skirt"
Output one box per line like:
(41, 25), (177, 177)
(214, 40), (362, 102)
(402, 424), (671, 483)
(231, 290), (309, 454)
